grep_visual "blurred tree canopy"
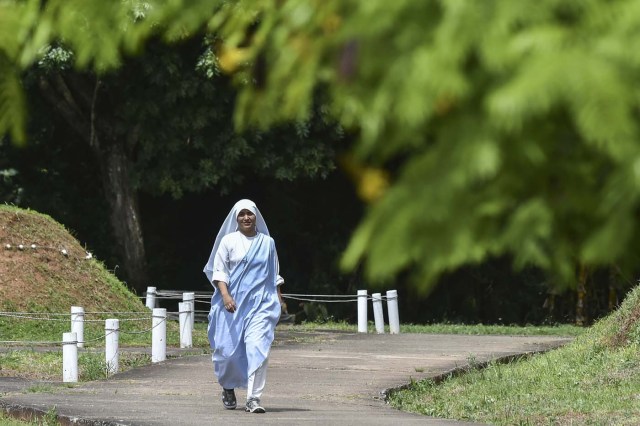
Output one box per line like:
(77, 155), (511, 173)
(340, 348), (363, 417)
(3, 0), (640, 292)
(0, 2), (340, 291)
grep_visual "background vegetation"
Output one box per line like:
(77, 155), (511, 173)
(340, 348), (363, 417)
(2, 1), (640, 326)
(1, 206), (635, 425)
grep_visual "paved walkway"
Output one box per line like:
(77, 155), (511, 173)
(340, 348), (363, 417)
(0, 329), (571, 425)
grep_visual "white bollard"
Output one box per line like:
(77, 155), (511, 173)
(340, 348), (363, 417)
(179, 302), (193, 349)
(152, 308), (167, 363)
(183, 292), (195, 331)
(105, 319), (119, 375)
(357, 290), (368, 333)
(71, 306), (85, 348)
(386, 289), (400, 334)
(187, 301), (194, 332)
(62, 332), (78, 383)
(145, 286), (157, 309)
(372, 293), (385, 334)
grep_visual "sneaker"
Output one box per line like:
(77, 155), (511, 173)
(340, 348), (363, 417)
(245, 399), (266, 413)
(221, 388), (237, 410)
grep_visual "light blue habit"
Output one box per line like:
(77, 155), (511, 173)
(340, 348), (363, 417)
(207, 232), (281, 389)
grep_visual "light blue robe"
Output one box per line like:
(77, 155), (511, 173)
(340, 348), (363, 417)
(207, 233), (281, 389)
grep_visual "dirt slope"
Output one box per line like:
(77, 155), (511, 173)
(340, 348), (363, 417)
(0, 205), (144, 313)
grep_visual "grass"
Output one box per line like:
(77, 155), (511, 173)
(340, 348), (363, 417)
(0, 320), (210, 381)
(1, 319), (581, 381)
(398, 322), (582, 336)
(1, 348), (156, 382)
(0, 407), (59, 426)
(388, 286), (640, 425)
(0, 314), (211, 348)
(290, 320), (584, 336)
(1, 319), (591, 425)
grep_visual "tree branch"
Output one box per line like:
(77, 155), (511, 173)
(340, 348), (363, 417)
(38, 75), (92, 143)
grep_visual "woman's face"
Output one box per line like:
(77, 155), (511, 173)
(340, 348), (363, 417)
(236, 209), (256, 235)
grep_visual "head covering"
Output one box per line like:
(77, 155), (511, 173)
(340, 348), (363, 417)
(203, 199), (270, 282)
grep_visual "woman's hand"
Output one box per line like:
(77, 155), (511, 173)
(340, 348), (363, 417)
(216, 281), (236, 313)
(222, 293), (236, 313)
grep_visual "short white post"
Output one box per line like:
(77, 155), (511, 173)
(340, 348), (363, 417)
(386, 289), (400, 334)
(152, 308), (167, 363)
(372, 293), (385, 334)
(71, 306), (85, 348)
(183, 292), (195, 331)
(105, 319), (119, 375)
(179, 302), (193, 349)
(145, 286), (157, 309)
(357, 290), (368, 333)
(62, 332), (78, 383)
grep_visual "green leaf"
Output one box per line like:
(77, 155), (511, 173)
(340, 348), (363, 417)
(0, 57), (26, 144)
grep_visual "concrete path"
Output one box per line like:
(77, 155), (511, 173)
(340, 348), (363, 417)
(0, 329), (571, 425)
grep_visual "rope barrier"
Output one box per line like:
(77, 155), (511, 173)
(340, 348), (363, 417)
(0, 340), (62, 345)
(0, 318), (165, 346)
(0, 312), (150, 322)
(119, 318), (166, 335)
(79, 329), (117, 344)
(83, 317), (150, 322)
(0, 311), (69, 316)
(0, 313), (71, 321)
(284, 296), (360, 303)
(141, 290), (392, 304)
(282, 295), (395, 303)
(0, 311), (150, 316)
(283, 293), (358, 298)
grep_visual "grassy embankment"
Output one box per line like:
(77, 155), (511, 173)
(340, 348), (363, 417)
(0, 204), (209, 382)
(389, 285), (640, 425)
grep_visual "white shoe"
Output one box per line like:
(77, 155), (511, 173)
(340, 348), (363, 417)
(245, 399), (266, 413)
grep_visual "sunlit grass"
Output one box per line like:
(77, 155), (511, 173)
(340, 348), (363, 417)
(0, 319), (210, 381)
(288, 320), (584, 336)
(389, 286), (640, 425)
(390, 339), (640, 425)
(0, 407), (59, 426)
(0, 349), (153, 381)
(0, 316), (210, 348)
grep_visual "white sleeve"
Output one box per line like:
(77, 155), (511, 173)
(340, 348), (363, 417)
(275, 244), (284, 286)
(211, 237), (230, 285)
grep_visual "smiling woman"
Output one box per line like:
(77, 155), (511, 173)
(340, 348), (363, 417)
(203, 199), (285, 414)
(236, 208), (257, 237)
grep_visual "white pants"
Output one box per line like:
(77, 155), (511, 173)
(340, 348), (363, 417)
(247, 357), (269, 402)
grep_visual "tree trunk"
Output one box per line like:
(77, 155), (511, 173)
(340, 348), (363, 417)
(38, 74), (149, 292)
(576, 265), (588, 326)
(608, 267), (618, 311)
(98, 143), (149, 293)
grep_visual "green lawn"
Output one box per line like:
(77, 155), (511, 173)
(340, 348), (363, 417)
(388, 286), (640, 425)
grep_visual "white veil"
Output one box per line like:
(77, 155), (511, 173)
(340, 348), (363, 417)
(203, 199), (270, 283)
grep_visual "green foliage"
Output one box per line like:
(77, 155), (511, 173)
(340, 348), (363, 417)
(192, 0), (640, 290)
(119, 41), (339, 198)
(0, 0), (154, 144)
(0, 56), (26, 143)
(3, 0), (640, 291)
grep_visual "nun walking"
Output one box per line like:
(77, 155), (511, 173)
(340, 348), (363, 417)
(203, 199), (284, 414)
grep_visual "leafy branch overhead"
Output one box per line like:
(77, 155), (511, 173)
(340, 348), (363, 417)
(3, 0), (640, 290)
(202, 0), (640, 289)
